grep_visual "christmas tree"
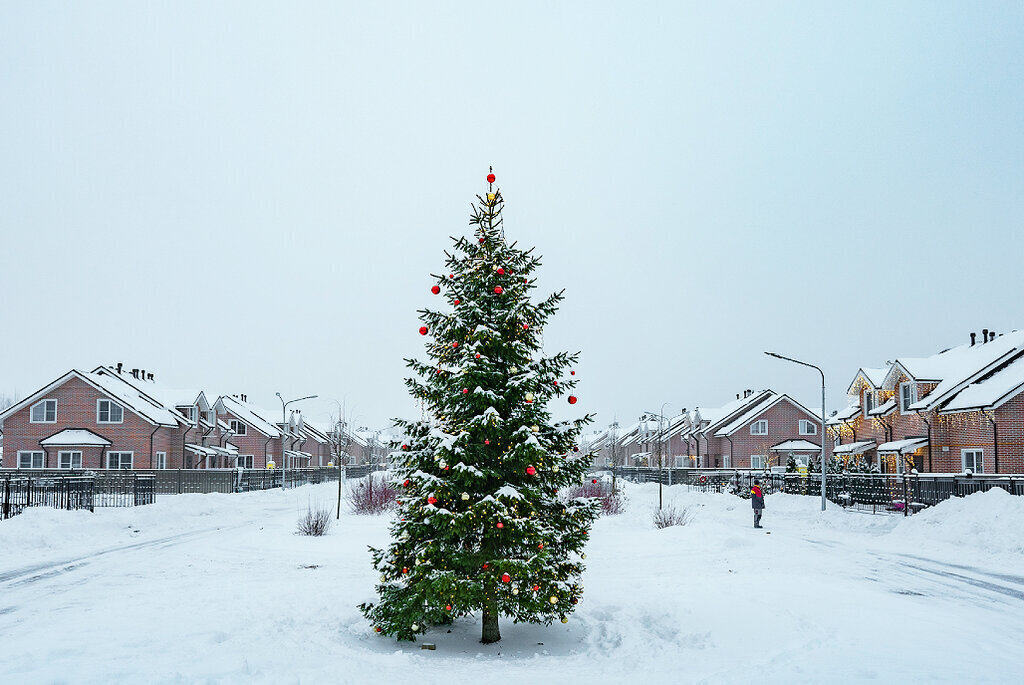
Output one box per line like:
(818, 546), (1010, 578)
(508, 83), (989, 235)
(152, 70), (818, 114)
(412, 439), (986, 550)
(359, 170), (601, 644)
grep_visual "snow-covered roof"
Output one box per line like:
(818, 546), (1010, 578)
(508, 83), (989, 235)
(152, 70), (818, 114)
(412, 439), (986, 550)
(80, 371), (186, 427)
(845, 366), (891, 395)
(833, 440), (876, 455)
(696, 390), (773, 434)
(827, 405), (861, 425)
(714, 393), (820, 437)
(868, 398), (897, 417)
(769, 439), (821, 452)
(39, 428), (112, 447)
(92, 367), (208, 413)
(940, 354), (1024, 413)
(891, 330), (1024, 397)
(877, 437), (928, 455)
(215, 395), (282, 438)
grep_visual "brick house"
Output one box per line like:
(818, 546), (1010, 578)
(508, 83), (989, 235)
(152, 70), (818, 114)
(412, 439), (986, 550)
(686, 390), (824, 470)
(0, 368), (192, 470)
(831, 329), (1024, 473)
(214, 395), (283, 469)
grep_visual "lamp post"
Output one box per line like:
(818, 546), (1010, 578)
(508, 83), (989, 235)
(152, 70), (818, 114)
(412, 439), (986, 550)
(643, 402), (672, 510)
(276, 392), (318, 490)
(765, 352), (827, 511)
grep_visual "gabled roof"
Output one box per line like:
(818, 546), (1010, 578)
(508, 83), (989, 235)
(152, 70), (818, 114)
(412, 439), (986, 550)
(770, 439), (821, 452)
(868, 398), (897, 417)
(215, 395), (282, 438)
(940, 352), (1024, 413)
(0, 370), (186, 427)
(714, 393), (820, 437)
(827, 405), (861, 426)
(695, 390), (773, 435)
(39, 428), (113, 447)
(833, 440), (876, 455)
(845, 366), (891, 395)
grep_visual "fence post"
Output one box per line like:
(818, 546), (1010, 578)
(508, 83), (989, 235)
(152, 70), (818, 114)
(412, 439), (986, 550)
(902, 474), (909, 517)
(178, 469), (183, 495)
(2, 477), (9, 519)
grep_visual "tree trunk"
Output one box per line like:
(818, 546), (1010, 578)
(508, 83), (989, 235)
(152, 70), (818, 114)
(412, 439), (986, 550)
(481, 599), (501, 643)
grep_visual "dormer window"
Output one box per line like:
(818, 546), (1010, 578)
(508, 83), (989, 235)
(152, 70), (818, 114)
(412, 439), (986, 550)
(229, 419), (247, 436)
(97, 399), (124, 424)
(30, 399), (57, 423)
(178, 406), (195, 421)
(900, 382), (917, 413)
(863, 391), (876, 417)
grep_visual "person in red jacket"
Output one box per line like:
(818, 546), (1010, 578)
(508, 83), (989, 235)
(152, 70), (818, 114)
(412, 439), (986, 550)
(751, 479), (765, 528)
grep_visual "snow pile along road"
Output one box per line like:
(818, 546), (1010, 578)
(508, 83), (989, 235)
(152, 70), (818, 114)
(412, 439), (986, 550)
(1, 481), (1023, 684)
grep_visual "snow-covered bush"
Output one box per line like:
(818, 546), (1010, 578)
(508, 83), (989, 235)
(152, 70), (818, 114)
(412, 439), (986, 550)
(297, 505), (333, 536)
(347, 474), (397, 515)
(565, 479), (626, 516)
(652, 505), (693, 529)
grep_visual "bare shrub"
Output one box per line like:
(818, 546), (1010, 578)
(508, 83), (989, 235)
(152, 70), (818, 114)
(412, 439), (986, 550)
(652, 505), (693, 529)
(297, 505), (333, 536)
(347, 473), (398, 515)
(565, 478), (627, 516)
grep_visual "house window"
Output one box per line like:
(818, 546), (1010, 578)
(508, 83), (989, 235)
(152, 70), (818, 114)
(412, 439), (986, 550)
(155, 452), (167, 469)
(58, 451), (82, 469)
(750, 455), (765, 470)
(237, 455), (254, 469)
(750, 420), (768, 436)
(97, 399), (124, 424)
(107, 451), (133, 469)
(30, 399), (57, 423)
(723, 454), (732, 468)
(799, 420), (817, 436)
(178, 406), (195, 421)
(19, 451), (44, 469)
(674, 456), (684, 467)
(229, 420), (247, 436)
(962, 449), (984, 474)
(863, 391), (876, 417)
(900, 383), (917, 413)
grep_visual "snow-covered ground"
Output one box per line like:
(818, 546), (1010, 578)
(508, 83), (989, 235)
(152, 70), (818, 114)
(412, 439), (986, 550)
(2, 480), (1023, 684)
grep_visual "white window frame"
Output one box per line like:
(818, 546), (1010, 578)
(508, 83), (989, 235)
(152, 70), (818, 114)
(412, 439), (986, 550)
(19, 450), (45, 469)
(30, 399), (57, 423)
(178, 406), (195, 422)
(799, 419), (817, 436)
(155, 452), (167, 469)
(900, 382), (917, 413)
(674, 456), (684, 467)
(863, 391), (876, 417)
(237, 455), (254, 469)
(229, 419), (247, 436)
(723, 454), (732, 468)
(962, 448), (984, 474)
(106, 451), (134, 470)
(58, 450), (83, 469)
(750, 420), (768, 436)
(97, 398), (124, 424)
(750, 454), (765, 470)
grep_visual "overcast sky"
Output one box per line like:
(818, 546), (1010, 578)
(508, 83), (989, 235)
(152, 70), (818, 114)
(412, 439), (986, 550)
(2, 2), (1022, 430)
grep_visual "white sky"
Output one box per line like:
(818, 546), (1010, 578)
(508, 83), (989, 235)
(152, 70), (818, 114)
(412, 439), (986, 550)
(2, 2), (1022, 429)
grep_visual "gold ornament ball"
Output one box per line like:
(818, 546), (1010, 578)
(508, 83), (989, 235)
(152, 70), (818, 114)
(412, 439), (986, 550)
(512, 588), (519, 595)
(531, 425), (539, 433)
(549, 596), (558, 604)
(552, 465), (559, 472)
(380, 575), (386, 582)
(510, 367), (518, 374)
(581, 554), (586, 559)
(561, 617), (568, 624)
(411, 624), (419, 631)
(461, 492), (470, 501)
(525, 392), (535, 402)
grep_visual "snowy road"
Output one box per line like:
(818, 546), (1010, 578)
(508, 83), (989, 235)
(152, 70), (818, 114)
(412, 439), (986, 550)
(1, 482), (1022, 684)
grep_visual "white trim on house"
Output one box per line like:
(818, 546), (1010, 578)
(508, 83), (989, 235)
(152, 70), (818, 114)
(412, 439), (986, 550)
(863, 391), (876, 417)
(750, 454), (765, 469)
(899, 382), (917, 414)
(30, 399), (57, 423)
(96, 398), (124, 424)
(229, 419), (248, 436)
(799, 419), (817, 435)
(58, 450), (83, 469)
(155, 452), (167, 469)
(962, 448), (984, 474)
(18, 450), (45, 469)
(750, 420), (768, 436)
(106, 451), (134, 469)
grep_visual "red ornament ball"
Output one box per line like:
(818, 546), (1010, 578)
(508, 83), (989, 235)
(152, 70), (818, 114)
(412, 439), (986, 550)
(475, 353), (481, 359)
(482, 563), (489, 570)
(494, 286), (503, 294)
(436, 369), (442, 374)
(568, 395), (578, 405)
(427, 496), (437, 505)
(402, 567), (409, 574)
(523, 324), (529, 330)
(449, 274), (454, 279)
(462, 388), (469, 394)
(479, 237), (485, 243)
(375, 627), (381, 633)
(419, 326), (428, 335)
(431, 285), (440, 295)
(533, 585), (540, 592)
(571, 371), (576, 375)
(446, 605), (452, 611)
(401, 444), (409, 450)
(501, 573), (511, 583)
(485, 439), (490, 445)
(592, 479), (597, 484)
(526, 466), (537, 476)
(454, 299), (461, 305)
(496, 522), (504, 529)
(487, 173), (496, 183)
(497, 268), (505, 275)
(403, 479), (410, 487)
(538, 543), (544, 549)
(452, 342), (459, 348)
(553, 380), (558, 386)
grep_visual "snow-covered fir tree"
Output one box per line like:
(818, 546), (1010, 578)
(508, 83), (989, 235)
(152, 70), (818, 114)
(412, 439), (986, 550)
(359, 170), (601, 644)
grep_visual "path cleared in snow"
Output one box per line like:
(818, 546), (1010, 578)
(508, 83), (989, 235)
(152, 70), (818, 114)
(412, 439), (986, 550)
(1, 481), (1023, 684)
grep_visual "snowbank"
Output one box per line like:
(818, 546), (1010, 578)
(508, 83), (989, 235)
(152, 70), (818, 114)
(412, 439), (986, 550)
(887, 487), (1024, 557)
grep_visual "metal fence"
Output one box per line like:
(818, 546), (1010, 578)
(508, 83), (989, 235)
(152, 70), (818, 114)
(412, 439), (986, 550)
(611, 467), (1024, 516)
(1, 472), (157, 519)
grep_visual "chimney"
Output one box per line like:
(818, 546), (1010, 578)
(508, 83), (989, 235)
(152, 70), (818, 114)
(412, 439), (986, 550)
(992, 330), (997, 339)
(983, 329), (989, 343)
(147, 373), (154, 381)
(116, 362), (123, 373)
(141, 369), (146, 381)
(131, 368), (139, 379)
(736, 393), (740, 400)
(970, 332), (976, 346)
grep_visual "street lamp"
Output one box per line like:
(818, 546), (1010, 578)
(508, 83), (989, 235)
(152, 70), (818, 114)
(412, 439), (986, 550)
(643, 402), (672, 510)
(275, 392), (318, 490)
(765, 352), (827, 511)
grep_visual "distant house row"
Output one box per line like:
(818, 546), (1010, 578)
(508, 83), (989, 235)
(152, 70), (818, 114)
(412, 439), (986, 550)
(587, 328), (1024, 475)
(0, 365), (382, 470)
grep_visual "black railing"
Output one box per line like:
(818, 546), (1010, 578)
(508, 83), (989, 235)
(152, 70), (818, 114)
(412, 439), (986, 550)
(611, 467), (1024, 515)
